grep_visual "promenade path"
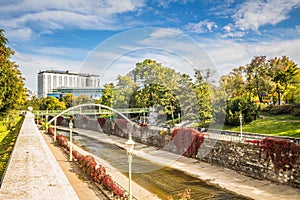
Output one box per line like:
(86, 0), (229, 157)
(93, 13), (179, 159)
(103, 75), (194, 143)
(0, 112), (79, 200)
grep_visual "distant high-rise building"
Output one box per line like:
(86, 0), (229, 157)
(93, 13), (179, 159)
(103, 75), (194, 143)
(37, 70), (100, 98)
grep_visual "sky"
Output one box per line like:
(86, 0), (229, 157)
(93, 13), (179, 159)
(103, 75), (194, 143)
(1, 0), (300, 91)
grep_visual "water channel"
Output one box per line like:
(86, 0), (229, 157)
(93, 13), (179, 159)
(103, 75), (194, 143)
(58, 130), (252, 200)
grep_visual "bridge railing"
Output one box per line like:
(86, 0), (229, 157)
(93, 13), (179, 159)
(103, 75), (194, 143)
(207, 129), (300, 144)
(33, 107), (149, 116)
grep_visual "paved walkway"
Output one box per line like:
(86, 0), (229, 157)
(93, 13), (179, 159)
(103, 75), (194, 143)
(0, 112), (79, 200)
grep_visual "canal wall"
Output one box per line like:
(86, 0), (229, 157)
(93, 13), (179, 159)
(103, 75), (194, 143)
(199, 139), (300, 189)
(109, 121), (300, 189)
(58, 117), (300, 189)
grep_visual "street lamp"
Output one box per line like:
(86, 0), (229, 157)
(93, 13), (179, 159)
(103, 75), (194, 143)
(54, 118), (57, 142)
(69, 121), (73, 161)
(239, 114), (243, 142)
(125, 123), (135, 200)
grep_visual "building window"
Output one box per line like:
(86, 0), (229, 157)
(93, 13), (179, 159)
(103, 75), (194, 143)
(59, 76), (62, 87)
(53, 75), (57, 88)
(64, 76), (67, 87)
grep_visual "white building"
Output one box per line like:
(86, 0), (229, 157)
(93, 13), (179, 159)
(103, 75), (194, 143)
(37, 70), (100, 98)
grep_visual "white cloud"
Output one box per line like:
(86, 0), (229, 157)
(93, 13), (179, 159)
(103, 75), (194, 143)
(149, 28), (183, 39)
(199, 37), (300, 76)
(0, 0), (146, 40)
(185, 20), (218, 33)
(232, 0), (300, 31)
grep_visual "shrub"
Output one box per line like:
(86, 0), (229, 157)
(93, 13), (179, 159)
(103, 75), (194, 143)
(171, 128), (204, 157)
(224, 97), (258, 126)
(269, 105), (293, 115)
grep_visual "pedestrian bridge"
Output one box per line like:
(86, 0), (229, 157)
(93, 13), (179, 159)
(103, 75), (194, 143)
(33, 107), (149, 117)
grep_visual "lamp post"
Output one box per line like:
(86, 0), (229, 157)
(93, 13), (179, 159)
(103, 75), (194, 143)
(125, 123), (135, 200)
(46, 109), (48, 132)
(69, 121), (73, 161)
(239, 114), (243, 142)
(54, 118), (57, 142)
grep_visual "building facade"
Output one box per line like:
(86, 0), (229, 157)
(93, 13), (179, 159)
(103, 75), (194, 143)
(37, 70), (101, 98)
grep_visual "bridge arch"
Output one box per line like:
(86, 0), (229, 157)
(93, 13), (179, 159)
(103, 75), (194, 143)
(47, 103), (133, 126)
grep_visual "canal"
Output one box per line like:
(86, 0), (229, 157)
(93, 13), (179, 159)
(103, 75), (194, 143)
(58, 130), (252, 200)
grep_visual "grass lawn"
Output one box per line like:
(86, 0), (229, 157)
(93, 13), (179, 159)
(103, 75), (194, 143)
(0, 116), (23, 180)
(222, 113), (300, 138)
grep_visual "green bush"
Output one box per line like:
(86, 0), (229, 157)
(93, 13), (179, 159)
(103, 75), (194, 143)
(224, 97), (258, 126)
(269, 105), (293, 114)
(291, 105), (300, 116)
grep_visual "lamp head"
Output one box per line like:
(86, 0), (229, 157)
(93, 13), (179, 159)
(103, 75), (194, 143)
(69, 121), (73, 129)
(126, 138), (135, 153)
(28, 106), (33, 112)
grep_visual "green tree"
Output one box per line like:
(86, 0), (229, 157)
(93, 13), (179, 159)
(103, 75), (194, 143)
(244, 56), (274, 103)
(269, 56), (298, 105)
(194, 69), (212, 127)
(101, 83), (115, 107)
(75, 95), (91, 105)
(220, 66), (245, 101)
(225, 96), (258, 126)
(0, 29), (26, 113)
(283, 68), (300, 104)
(114, 75), (137, 108)
(40, 97), (66, 110)
(61, 93), (76, 108)
(26, 96), (41, 110)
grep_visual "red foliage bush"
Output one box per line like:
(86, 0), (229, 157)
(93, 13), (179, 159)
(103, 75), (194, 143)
(56, 116), (64, 125)
(171, 128), (205, 157)
(97, 118), (106, 128)
(48, 127), (54, 135)
(260, 138), (300, 172)
(52, 132), (126, 199)
(246, 138), (300, 172)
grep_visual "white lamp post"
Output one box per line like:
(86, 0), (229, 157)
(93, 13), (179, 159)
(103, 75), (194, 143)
(239, 114), (243, 142)
(69, 121), (73, 161)
(46, 109), (48, 132)
(54, 118), (57, 142)
(125, 123), (135, 200)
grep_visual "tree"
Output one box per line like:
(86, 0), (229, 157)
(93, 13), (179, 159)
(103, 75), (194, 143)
(61, 93), (76, 108)
(75, 95), (91, 105)
(194, 69), (212, 127)
(225, 96), (258, 126)
(0, 29), (26, 113)
(100, 83), (115, 107)
(244, 56), (274, 103)
(220, 66), (245, 101)
(283, 68), (300, 104)
(269, 56), (298, 105)
(39, 97), (66, 110)
(114, 75), (137, 108)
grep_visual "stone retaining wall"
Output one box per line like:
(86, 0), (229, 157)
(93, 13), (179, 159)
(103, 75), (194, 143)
(107, 121), (300, 189)
(59, 118), (300, 189)
(199, 139), (300, 189)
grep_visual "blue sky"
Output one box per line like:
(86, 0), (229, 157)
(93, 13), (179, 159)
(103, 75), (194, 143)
(1, 0), (300, 91)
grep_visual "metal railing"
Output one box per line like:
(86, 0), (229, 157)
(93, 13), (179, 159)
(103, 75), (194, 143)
(206, 129), (300, 144)
(32, 107), (149, 116)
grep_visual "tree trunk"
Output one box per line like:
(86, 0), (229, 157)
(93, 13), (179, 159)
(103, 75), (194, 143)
(258, 94), (263, 103)
(278, 92), (281, 105)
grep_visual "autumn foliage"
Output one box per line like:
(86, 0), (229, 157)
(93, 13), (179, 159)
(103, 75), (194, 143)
(46, 127), (126, 199)
(171, 128), (205, 157)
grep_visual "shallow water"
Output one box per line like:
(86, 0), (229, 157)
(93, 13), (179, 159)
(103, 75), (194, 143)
(59, 131), (252, 200)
